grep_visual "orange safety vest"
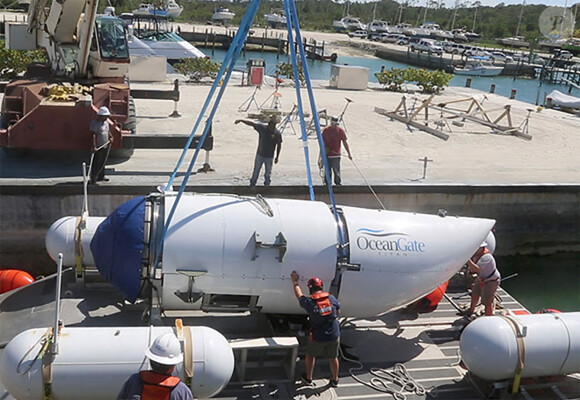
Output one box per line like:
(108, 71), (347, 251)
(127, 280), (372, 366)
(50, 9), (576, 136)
(140, 371), (181, 400)
(310, 292), (334, 316)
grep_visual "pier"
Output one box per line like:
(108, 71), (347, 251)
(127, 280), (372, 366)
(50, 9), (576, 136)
(538, 62), (580, 92)
(174, 27), (330, 61)
(374, 47), (537, 78)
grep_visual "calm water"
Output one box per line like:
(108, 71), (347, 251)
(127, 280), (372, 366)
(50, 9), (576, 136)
(498, 252), (580, 313)
(208, 49), (577, 106)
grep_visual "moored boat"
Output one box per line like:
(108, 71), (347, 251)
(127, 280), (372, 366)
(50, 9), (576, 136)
(264, 11), (286, 28)
(121, 13), (205, 63)
(212, 6), (235, 24)
(332, 16), (366, 32)
(496, 36), (530, 48)
(367, 20), (390, 34)
(453, 59), (503, 76)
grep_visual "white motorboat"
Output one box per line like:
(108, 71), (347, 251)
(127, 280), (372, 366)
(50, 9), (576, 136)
(453, 60), (503, 76)
(451, 29), (469, 43)
(332, 16), (366, 32)
(390, 23), (412, 35)
(132, 0), (182, 19)
(367, 20), (390, 34)
(133, 3), (167, 17)
(121, 13), (205, 62)
(165, 0), (183, 19)
(264, 11), (286, 28)
(496, 36), (530, 48)
(212, 7), (235, 24)
(419, 23), (454, 40)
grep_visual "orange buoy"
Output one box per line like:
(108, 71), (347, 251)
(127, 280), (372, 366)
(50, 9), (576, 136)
(0, 269), (35, 294)
(408, 280), (450, 314)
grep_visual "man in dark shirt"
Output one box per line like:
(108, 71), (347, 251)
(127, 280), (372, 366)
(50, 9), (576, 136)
(291, 271), (341, 387)
(235, 117), (282, 186)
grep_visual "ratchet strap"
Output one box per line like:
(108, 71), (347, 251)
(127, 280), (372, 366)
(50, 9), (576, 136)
(183, 326), (194, 387)
(41, 328), (54, 400)
(501, 316), (525, 394)
(74, 216), (84, 278)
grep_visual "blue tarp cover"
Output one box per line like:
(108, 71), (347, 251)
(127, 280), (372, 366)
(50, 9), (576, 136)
(90, 196), (146, 302)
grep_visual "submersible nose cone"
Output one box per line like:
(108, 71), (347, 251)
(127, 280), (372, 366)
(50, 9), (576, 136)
(45, 216), (105, 266)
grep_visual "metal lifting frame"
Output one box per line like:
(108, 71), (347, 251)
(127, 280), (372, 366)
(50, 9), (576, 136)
(152, 0), (348, 275)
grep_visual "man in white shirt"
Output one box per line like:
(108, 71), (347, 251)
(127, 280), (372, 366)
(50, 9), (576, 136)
(465, 241), (501, 316)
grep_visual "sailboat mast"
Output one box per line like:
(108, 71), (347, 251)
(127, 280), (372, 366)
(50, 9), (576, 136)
(559, 0), (568, 38)
(515, 0), (525, 37)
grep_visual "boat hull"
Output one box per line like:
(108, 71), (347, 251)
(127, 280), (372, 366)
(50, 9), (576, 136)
(453, 67), (502, 77)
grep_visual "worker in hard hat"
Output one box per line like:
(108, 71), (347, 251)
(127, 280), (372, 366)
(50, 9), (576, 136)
(89, 106), (113, 184)
(463, 241), (501, 317)
(116, 332), (193, 400)
(290, 271), (341, 387)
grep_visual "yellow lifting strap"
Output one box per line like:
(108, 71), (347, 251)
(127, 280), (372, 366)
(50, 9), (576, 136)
(74, 216), (84, 278)
(501, 315), (526, 394)
(41, 327), (54, 400)
(183, 326), (194, 387)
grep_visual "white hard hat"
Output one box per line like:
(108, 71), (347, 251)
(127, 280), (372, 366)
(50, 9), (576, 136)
(145, 332), (183, 365)
(97, 106), (111, 116)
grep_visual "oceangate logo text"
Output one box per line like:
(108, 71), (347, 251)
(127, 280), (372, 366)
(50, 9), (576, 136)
(355, 228), (426, 255)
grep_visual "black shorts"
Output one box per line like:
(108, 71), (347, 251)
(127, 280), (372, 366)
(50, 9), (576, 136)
(306, 337), (340, 358)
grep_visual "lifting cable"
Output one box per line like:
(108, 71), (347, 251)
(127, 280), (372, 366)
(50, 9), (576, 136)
(154, 0), (349, 274)
(284, 0), (347, 256)
(152, 0), (262, 275)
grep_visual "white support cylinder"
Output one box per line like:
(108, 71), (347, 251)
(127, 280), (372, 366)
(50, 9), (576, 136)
(460, 312), (580, 381)
(0, 326), (234, 399)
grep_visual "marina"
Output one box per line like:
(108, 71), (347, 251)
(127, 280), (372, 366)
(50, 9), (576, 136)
(1, 3), (580, 399)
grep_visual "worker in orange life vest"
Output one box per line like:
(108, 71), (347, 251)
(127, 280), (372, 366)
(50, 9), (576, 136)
(116, 332), (193, 400)
(291, 271), (341, 387)
(465, 241), (501, 317)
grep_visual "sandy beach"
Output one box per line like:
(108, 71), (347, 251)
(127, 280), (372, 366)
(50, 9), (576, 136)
(122, 77), (580, 187)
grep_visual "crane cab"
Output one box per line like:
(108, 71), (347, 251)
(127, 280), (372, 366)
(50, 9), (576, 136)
(89, 16), (130, 79)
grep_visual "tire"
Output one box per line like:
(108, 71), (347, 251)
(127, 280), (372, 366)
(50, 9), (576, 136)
(110, 96), (136, 159)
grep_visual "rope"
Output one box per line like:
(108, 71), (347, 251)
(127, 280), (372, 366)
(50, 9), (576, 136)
(17, 328), (52, 375)
(342, 350), (429, 400)
(338, 319), (431, 400)
(347, 156), (387, 210)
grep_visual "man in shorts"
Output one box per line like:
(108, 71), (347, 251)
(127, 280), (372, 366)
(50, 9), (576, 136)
(290, 271), (340, 387)
(464, 241), (501, 316)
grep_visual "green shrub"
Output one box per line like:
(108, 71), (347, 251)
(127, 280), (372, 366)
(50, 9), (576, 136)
(374, 67), (453, 94)
(276, 62), (305, 85)
(174, 57), (221, 82)
(0, 40), (48, 80)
